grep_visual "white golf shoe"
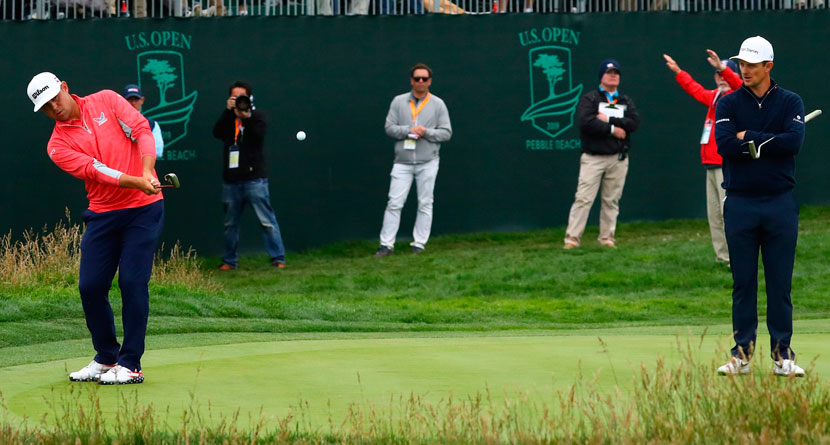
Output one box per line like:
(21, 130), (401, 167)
(69, 360), (114, 382)
(773, 359), (806, 377)
(98, 365), (144, 385)
(717, 356), (751, 375)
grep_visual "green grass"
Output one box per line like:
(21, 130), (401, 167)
(3, 206), (830, 351)
(3, 334), (830, 444)
(3, 208), (830, 443)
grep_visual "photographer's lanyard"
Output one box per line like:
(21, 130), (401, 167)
(234, 118), (242, 144)
(229, 118), (242, 169)
(409, 93), (431, 124)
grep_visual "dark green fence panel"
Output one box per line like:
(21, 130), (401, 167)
(3, 12), (828, 255)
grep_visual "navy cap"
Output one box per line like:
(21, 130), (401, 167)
(719, 59), (739, 75)
(122, 84), (143, 99)
(598, 59), (621, 81)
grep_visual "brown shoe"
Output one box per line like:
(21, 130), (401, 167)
(563, 241), (579, 250)
(599, 240), (616, 248)
(218, 263), (235, 271)
(272, 262), (286, 269)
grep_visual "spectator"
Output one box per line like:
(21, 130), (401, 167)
(122, 84), (164, 160)
(375, 63), (452, 257)
(714, 36), (806, 377)
(662, 50), (742, 265)
(307, 0), (332, 14)
(497, 0), (535, 12)
(213, 81), (287, 270)
(28, 72), (163, 385)
(564, 58), (640, 249)
(349, 0), (370, 14)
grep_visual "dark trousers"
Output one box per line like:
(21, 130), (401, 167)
(79, 201), (164, 371)
(221, 179), (286, 268)
(724, 191), (797, 361)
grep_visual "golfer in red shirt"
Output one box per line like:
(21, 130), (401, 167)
(28, 72), (164, 385)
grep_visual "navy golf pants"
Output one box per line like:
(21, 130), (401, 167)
(79, 201), (164, 371)
(724, 191), (797, 361)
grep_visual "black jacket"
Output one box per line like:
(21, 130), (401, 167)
(213, 109), (268, 183)
(576, 89), (640, 156)
(715, 80), (804, 196)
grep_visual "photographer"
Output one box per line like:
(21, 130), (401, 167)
(213, 81), (286, 270)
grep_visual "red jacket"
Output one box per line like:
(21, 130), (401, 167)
(674, 67), (743, 166)
(47, 90), (163, 213)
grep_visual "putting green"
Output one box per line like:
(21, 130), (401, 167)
(2, 328), (828, 428)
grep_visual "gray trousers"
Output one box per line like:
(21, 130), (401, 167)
(379, 158), (440, 249)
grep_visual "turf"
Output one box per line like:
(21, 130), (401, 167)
(3, 327), (829, 428)
(3, 210), (830, 440)
(3, 206), (830, 353)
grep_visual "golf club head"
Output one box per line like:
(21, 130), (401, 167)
(163, 173), (180, 189)
(748, 141), (759, 159)
(805, 109), (822, 123)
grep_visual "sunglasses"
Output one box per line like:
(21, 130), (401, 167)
(412, 76), (430, 82)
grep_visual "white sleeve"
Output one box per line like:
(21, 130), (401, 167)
(152, 122), (165, 159)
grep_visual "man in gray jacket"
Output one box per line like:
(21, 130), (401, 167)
(375, 64), (453, 257)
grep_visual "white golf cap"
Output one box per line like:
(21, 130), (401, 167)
(731, 36), (774, 64)
(27, 72), (62, 112)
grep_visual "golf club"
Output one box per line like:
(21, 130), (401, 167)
(748, 109), (822, 159)
(157, 173), (180, 189)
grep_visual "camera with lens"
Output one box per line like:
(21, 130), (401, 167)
(234, 95), (252, 112)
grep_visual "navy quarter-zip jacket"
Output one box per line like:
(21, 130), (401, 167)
(714, 80), (805, 196)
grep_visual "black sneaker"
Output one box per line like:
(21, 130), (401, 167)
(412, 246), (424, 254)
(374, 246), (394, 258)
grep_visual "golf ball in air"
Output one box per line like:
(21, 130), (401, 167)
(296, 131), (306, 141)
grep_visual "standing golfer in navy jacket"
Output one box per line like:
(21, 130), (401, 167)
(714, 36), (806, 377)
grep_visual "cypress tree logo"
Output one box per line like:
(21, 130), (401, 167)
(137, 51), (198, 147)
(517, 26), (583, 151)
(123, 31), (198, 160)
(521, 46), (583, 139)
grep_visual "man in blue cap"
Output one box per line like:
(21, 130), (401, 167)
(122, 84), (164, 160)
(564, 58), (640, 249)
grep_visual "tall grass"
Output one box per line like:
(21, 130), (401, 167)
(2, 340), (829, 444)
(152, 242), (222, 292)
(0, 210), (219, 293)
(0, 209), (81, 289)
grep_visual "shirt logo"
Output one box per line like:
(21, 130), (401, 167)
(93, 112), (107, 126)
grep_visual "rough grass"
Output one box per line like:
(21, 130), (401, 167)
(3, 207), (830, 349)
(0, 209), (81, 289)
(0, 209), (219, 295)
(2, 339), (829, 444)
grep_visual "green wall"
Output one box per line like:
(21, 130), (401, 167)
(3, 12), (829, 255)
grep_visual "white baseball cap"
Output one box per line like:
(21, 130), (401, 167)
(27, 72), (62, 112)
(731, 36), (774, 64)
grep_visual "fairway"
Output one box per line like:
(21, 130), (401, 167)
(3, 323), (829, 428)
